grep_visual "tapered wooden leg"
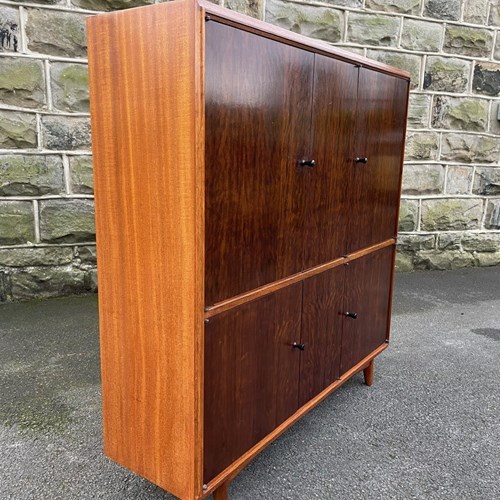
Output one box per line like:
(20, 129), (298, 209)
(363, 359), (374, 386)
(213, 481), (229, 500)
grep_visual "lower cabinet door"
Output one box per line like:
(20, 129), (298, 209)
(340, 246), (395, 374)
(299, 265), (345, 406)
(204, 284), (302, 483)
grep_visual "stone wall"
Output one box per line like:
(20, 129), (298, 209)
(0, 0), (499, 301)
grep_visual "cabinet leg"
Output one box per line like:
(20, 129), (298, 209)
(213, 481), (229, 500)
(363, 359), (374, 386)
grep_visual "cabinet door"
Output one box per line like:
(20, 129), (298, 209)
(205, 21), (314, 305)
(304, 55), (358, 269)
(299, 265), (345, 406)
(340, 246), (394, 375)
(204, 284), (302, 483)
(346, 69), (409, 254)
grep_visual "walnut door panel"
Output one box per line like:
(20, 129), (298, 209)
(346, 70), (409, 254)
(203, 284), (302, 483)
(205, 21), (314, 306)
(303, 55), (358, 269)
(340, 246), (394, 375)
(299, 265), (345, 407)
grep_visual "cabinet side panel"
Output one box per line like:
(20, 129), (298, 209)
(87, 2), (203, 498)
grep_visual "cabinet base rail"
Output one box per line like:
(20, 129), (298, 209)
(202, 343), (387, 499)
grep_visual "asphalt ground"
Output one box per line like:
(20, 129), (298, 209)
(0, 266), (499, 499)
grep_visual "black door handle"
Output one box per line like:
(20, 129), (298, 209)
(298, 159), (315, 167)
(292, 342), (306, 351)
(344, 312), (358, 319)
(355, 157), (368, 164)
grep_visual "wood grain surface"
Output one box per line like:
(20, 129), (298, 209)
(88, 1), (204, 498)
(347, 70), (410, 254)
(204, 284), (303, 483)
(204, 20), (314, 305)
(340, 246), (394, 374)
(299, 265), (345, 406)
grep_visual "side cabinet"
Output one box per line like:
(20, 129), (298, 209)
(87, 1), (410, 499)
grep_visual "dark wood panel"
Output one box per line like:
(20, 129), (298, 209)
(204, 284), (302, 483)
(200, 1), (412, 80)
(347, 69), (409, 254)
(299, 265), (345, 406)
(304, 55), (358, 268)
(205, 21), (314, 305)
(340, 246), (394, 374)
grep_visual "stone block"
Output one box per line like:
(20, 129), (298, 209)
(25, 9), (86, 58)
(464, 0), (489, 24)
(414, 250), (474, 270)
(444, 26), (493, 58)
(0, 111), (37, 149)
(397, 234), (436, 252)
(421, 199), (482, 231)
(265, 0), (344, 43)
(402, 164), (444, 195)
(366, 0), (421, 14)
(424, 0), (461, 21)
(41, 116), (91, 151)
(0, 59), (45, 109)
(401, 19), (443, 52)
(394, 252), (414, 272)
(398, 199), (419, 232)
(407, 94), (431, 129)
(446, 166), (473, 195)
(441, 134), (499, 163)
(347, 13), (400, 47)
(0, 155), (64, 196)
(0, 272), (11, 302)
(462, 233), (500, 252)
(495, 37), (500, 61)
(476, 252), (500, 266)
(0, 201), (35, 245)
(226, 0), (263, 18)
(473, 63), (500, 97)
(77, 245), (97, 264)
(50, 63), (89, 113)
(39, 199), (95, 243)
(489, 0), (500, 26)
(432, 96), (488, 132)
(71, 0), (154, 11)
(10, 266), (86, 301)
(437, 233), (462, 250)
(0, 6), (20, 53)
(424, 57), (471, 93)
(484, 200), (500, 229)
(473, 168), (500, 195)
(85, 269), (98, 292)
(489, 103), (500, 134)
(366, 51), (421, 89)
(69, 156), (93, 194)
(405, 132), (439, 161)
(0, 247), (73, 267)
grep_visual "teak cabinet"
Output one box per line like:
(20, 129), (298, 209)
(87, 1), (410, 499)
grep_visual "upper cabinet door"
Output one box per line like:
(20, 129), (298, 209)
(346, 69), (409, 254)
(305, 55), (358, 270)
(205, 21), (314, 306)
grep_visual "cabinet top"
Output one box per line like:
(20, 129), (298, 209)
(87, 0), (410, 81)
(202, 0), (410, 80)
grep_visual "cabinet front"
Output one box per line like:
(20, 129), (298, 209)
(299, 265), (345, 406)
(203, 284), (302, 483)
(346, 70), (409, 254)
(205, 21), (314, 306)
(340, 246), (394, 374)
